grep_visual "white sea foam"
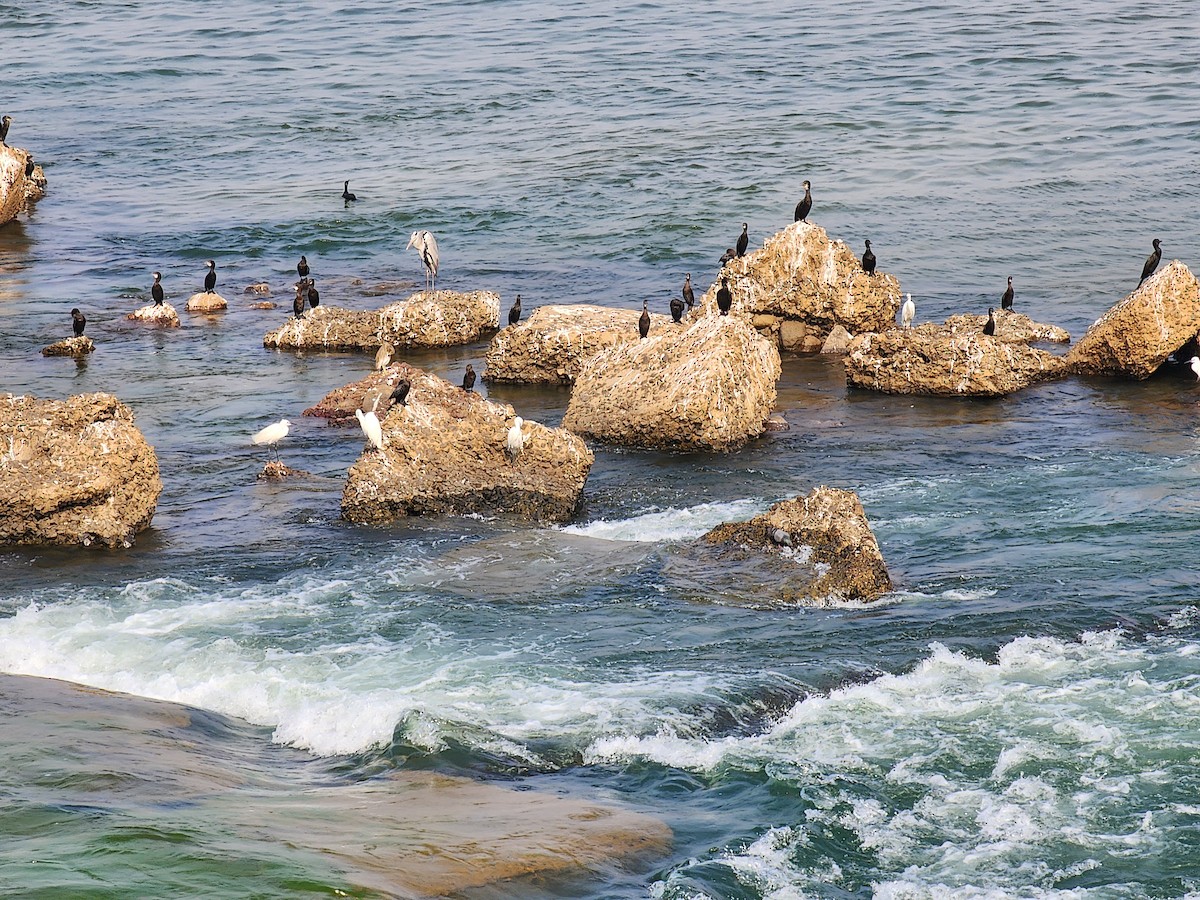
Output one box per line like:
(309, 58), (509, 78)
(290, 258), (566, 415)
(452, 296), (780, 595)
(560, 498), (767, 543)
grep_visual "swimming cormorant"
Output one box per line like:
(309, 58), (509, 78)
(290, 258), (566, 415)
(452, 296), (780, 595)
(462, 364), (476, 391)
(1002, 276), (1014, 310)
(151, 272), (164, 306)
(639, 299), (650, 338)
(794, 180), (812, 222)
(1140, 239), (1162, 286)
(390, 379), (411, 407)
(71, 308), (86, 337)
(342, 180), (357, 202)
(508, 294), (522, 327)
(983, 307), (996, 336)
(716, 277), (732, 315)
(682, 273), (694, 310)
(203, 260), (217, 293)
(862, 240), (876, 275)
(297, 256), (309, 279)
(670, 295), (685, 323)
(736, 223), (748, 258)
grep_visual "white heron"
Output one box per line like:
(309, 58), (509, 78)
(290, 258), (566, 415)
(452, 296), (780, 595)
(375, 340), (395, 371)
(406, 230), (439, 292)
(252, 418), (291, 461)
(901, 293), (915, 329)
(506, 416), (524, 462)
(355, 408), (385, 452)
(1190, 356), (1200, 381)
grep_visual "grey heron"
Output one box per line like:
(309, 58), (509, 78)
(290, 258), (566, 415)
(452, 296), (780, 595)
(407, 230), (440, 291)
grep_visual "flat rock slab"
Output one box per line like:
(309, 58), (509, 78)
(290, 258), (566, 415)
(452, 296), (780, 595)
(1065, 261), (1200, 379)
(562, 314), (781, 452)
(0, 392), (162, 547)
(41, 335), (94, 357)
(340, 364), (593, 524)
(943, 310), (1070, 344)
(186, 291), (228, 311)
(127, 303), (181, 326)
(845, 325), (1067, 396)
(485, 304), (677, 384)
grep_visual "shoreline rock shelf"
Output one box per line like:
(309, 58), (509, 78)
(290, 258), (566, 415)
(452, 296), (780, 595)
(0, 392), (162, 548)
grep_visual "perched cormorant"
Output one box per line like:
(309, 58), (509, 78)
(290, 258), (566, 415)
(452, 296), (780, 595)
(508, 294), (522, 327)
(297, 255), (309, 279)
(342, 180), (357, 202)
(203, 260), (217, 293)
(639, 299), (651, 338)
(0, 116), (10, 145)
(794, 180), (812, 222)
(71, 308), (86, 337)
(862, 240), (876, 275)
(670, 295), (685, 323)
(151, 271), (164, 306)
(390, 379), (411, 407)
(716, 277), (732, 315)
(983, 307), (996, 336)
(719, 247), (737, 266)
(1002, 276), (1014, 310)
(25, 157), (34, 178)
(293, 284), (306, 318)
(307, 281), (320, 308)
(736, 223), (749, 258)
(462, 364), (476, 391)
(1140, 239), (1163, 286)
(901, 293), (915, 329)
(682, 272), (694, 310)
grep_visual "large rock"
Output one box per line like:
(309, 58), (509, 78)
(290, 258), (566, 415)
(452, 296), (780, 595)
(942, 310), (1070, 344)
(562, 314), (780, 452)
(702, 486), (892, 603)
(303, 367), (410, 424)
(127, 303), (181, 327)
(697, 221), (902, 348)
(0, 393), (162, 547)
(0, 144), (36, 226)
(1065, 261), (1200, 379)
(340, 364), (593, 524)
(484, 304), (676, 384)
(186, 291), (228, 312)
(264, 290), (500, 352)
(845, 325), (1067, 396)
(41, 335), (94, 357)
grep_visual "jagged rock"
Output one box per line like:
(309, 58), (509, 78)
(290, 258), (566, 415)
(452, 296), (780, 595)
(24, 164), (46, 208)
(562, 314), (781, 452)
(41, 335), (94, 357)
(0, 392), (162, 548)
(244, 282), (271, 295)
(696, 221), (902, 349)
(820, 324), (853, 354)
(1065, 261), (1200, 379)
(127, 303), (181, 327)
(845, 325), (1066, 396)
(264, 290), (500, 352)
(257, 461), (308, 479)
(484, 304), (676, 384)
(186, 291), (228, 312)
(340, 364), (593, 524)
(942, 309), (1070, 344)
(0, 144), (34, 225)
(701, 486), (892, 603)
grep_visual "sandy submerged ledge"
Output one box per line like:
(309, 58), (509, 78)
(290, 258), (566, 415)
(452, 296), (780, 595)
(0, 673), (671, 896)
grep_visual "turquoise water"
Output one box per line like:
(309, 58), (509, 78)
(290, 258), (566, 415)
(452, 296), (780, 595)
(3, 1), (1200, 896)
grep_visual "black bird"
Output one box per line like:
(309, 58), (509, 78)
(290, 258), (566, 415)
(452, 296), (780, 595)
(983, 307), (996, 336)
(794, 180), (812, 222)
(862, 240), (876, 275)
(462, 364), (476, 392)
(1140, 239), (1163, 286)
(0, 115), (10, 145)
(307, 281), (320, 308)
(25, 157), (35, 178)
(151, 271), (164, 306)
(670, 295), (685, 323)
(390, 379), (411, 407)
(203, 259), (217, 293)
(297, 255), (309, 279)
(682, 272), (694, 310)
(293, 284), (306, 318)
(342, 180), (357, 202)
(736, 223), (749, 258)
(719, 247), (737, 266)
(508, 294), (522, 327)
(716, 277), (732, 315)
(1002, 276), (1014, 310)
(71, 308), (86, 337)
(638, 300), (650, 338)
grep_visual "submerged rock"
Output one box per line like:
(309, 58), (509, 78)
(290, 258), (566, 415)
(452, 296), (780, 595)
(484, 303), (675, 384)
(41, 335), (94, 357)
(942, 309), (1070, 344)
(0, 392), (162, 547)
(562, 314), (781, 452)
(127, 303), (181, 327)
(186, 291), (229, 312)
(257, 461), (308, 479)
(1065, 261), (1200, 379)
(701, 486), (892, 603)
(845, 325), (1066, 396)
(340, 364), (593, 524)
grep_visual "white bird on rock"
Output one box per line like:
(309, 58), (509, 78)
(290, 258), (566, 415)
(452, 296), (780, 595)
(251, 419), (291, 461)
(406, 230), (439, 292)
(355, 408), (385, 452)
(901, 293), (915, 329)
(506, 416), (524, 462)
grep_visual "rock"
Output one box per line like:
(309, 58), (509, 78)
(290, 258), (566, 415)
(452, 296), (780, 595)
(483, 304), (676, 384)
(942, 309), (1070, 344)
(702, 486), (892, 603)
(697, 221), (902, 348)
(186, 291), (228, 312)
(127, 303), (181, 327)
(845, 325), (1067, 396)
(266, 305), (378, 351)
(249, 301), (278, 310)
(41, 335), (94, 357)
(0, 392), (162, 548)
(244, 282), (271, 295)
(1065, 261), (1200, 379)
(0, 144), (36, 225)
(562, 314), (781, 452)
(779, 319), (808, 351)
(23, 163), (46, 207)
(764, 414), (790, 432)
(339, 364), (593, 524)
(820, 324), (852, 354)
(303, 368), (410, 424)
(257, 461), (308, 479)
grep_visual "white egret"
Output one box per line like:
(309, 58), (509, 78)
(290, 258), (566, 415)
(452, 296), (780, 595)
(1190, 356), (1200, 381)
(506, 416), (524, 462)
(355, 408), (385, 452)
(406, 230), (439, 291)
(901, 293), (915, 329)
(252, 418), (291, 461)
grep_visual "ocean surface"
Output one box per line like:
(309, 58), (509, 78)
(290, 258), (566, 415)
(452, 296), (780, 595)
(3, 0), (1200, 896)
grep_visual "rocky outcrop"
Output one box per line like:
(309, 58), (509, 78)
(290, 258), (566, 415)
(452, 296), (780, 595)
(562, 314), (780, 452)
(697, 221), (902, 350)
(303, 368), (408, 424)
(1065, 261), (1200, 379)
(264, 290), (500, 352)
(484, 304), (676, 384)
(0, 393), (161, 548)
(0, 144), (39, 225)
(41, 336), (94, 357)
(820, 324), (852, 354)
(127, 304), (180, 327)
(702, 486), (892, 603)
(340, 364), (593, 524)
(942, 310), (1070, 344)
(186, 291), (228, 312)
(845, 325), (1067, 396)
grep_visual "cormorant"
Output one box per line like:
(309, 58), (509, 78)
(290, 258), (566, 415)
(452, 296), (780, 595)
(151, 272), (164, 306)
(293, 284), (306, 318)
(342, 180), (357, 202)
(390, 379), (411, 407)
(682, 272), (694, 310)
(1140, 239), (1162, 286)
(508, 294), (522, 327)
(297, 256), (309, 279)
(71, 308), (86, 337)
(307, 281), (320, 308)
(0, 116), (10, 145)
(203, 259), (217, 293)
(716, 277), (732, 315)
(462, 364), (476, 391)
(983, 307), (996, 336)
(670, 295), (685, 323)
(794, 180), (812, 222)
(719, 247), (737, 266)
(736, 223), (749, 258)
(639, 299), (650, 338)
(862, 240), (876, 275)
(1002, 276), (1014, 310)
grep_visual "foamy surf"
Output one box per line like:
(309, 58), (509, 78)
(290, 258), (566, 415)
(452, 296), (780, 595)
(561, 499), (767, 543)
